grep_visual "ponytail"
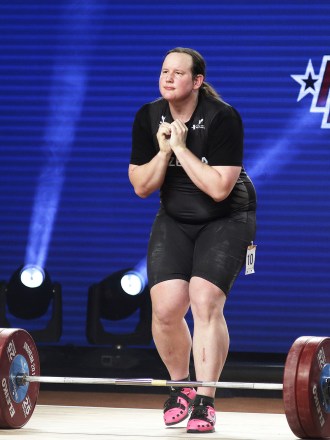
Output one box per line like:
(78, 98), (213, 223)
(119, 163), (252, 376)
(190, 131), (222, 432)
(200, 81), (221, 100)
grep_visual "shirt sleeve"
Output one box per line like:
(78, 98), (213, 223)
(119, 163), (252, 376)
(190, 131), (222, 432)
(206, 106), (244, 166)
(130, 104), (157, 165)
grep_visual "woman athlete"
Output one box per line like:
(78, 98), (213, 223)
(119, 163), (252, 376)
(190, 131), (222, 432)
(129, 47), (256, 434)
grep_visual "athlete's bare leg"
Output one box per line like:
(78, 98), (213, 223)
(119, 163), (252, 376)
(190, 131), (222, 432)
(189, 276), (229, 398)
(150, 279), (191, 380)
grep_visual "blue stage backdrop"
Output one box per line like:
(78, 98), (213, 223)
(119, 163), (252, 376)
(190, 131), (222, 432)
(0, 0), (329, 353)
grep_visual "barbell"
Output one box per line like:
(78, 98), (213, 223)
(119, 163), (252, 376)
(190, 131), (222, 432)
(0, 328), (329, 438)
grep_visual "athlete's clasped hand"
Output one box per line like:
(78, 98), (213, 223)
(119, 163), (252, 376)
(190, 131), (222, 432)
(157, 120), (188, 155)
(156, 122), (172, 155)
(170, 120), (188, 150)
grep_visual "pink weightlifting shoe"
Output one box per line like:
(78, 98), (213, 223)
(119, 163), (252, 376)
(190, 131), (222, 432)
(163, 387), (197, 426)
(187, 403), (216, 433)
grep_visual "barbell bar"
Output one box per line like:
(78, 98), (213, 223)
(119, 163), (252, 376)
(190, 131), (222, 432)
(19, 375), (284, 390)
(0, 328), (330, 439)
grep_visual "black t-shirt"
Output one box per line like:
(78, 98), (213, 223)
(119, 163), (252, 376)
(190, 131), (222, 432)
(131, 94), (256, 223)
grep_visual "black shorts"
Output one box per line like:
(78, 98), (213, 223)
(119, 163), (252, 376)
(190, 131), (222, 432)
(147, 208), (256, 295)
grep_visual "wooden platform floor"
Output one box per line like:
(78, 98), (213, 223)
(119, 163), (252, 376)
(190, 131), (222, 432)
(0, 391), (297, 440)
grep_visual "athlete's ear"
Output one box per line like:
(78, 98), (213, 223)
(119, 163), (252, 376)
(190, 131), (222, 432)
(193, 74), (204, 89)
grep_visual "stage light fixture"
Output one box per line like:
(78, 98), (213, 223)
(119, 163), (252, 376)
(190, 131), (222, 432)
(120, 271), (145, 296)
(0, 265), (62, 343)
(20, 265), (45, 288)
(86, 268), (152, 346)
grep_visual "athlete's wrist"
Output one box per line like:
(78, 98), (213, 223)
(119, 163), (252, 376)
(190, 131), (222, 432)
(171, 144), (187, 154)
(158, 149), (172, 161)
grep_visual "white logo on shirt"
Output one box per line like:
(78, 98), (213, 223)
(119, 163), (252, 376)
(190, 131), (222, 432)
(192, 118), (205, 130)
(159, 115), (166, 125)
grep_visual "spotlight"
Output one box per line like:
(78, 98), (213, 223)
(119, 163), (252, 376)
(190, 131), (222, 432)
(86, 268), (152, 346)
(20, 265), (45, 288)
(0, 265), (62, 343)
(7, 265), (52, 319)
(120, 271), (145, 296)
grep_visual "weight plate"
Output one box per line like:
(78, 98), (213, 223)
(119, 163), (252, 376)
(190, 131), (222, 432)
(0, 328), (40, 428)
(9, 354), (30, 403)
(283, 336), (313, 439)
(296, 336), (330, 438)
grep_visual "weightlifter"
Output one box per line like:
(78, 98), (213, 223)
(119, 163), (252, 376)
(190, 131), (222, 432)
(129, 47), (257, 433)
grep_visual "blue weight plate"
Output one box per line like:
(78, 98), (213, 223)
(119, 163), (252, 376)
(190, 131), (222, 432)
(9, 354), (30, 403)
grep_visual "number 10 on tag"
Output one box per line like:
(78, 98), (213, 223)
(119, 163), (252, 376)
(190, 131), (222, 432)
(245, 242), (257, 275)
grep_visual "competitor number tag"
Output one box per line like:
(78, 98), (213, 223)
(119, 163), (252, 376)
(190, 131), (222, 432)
(245, 241), (257, 275)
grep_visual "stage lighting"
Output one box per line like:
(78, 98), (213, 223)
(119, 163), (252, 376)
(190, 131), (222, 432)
(20, 265), (45, 288)
(0, 265), (62, 342)
(6, 265), (52, 319)
(120, 271), (145, 296)
(86, 268), (152, 346)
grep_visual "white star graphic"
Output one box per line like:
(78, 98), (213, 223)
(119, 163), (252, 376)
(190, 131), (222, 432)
(291, 59), (320, 101)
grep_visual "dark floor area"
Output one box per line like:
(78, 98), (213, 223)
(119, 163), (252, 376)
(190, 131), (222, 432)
(38, 389), (285, 414)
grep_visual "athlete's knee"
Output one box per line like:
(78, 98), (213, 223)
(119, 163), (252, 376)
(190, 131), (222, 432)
(151, 280), (190, 325)
(152, 299), (187, 327)
(189, 279), (225, 322)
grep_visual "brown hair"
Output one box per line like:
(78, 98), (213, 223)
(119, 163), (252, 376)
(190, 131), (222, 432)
(165, 47), (221, 100)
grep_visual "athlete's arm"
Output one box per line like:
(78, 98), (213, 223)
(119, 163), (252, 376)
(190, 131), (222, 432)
(129, 123), (172, 198)
(169, 119), (241, 202)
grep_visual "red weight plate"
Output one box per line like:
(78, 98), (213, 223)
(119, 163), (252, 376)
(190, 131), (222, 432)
(0, 328), (40, 428)
(296, 336), (330, 439)
(283, 336), (313, 439)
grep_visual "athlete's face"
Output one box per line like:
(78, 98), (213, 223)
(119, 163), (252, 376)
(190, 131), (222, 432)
(159, 52), (202, 103)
